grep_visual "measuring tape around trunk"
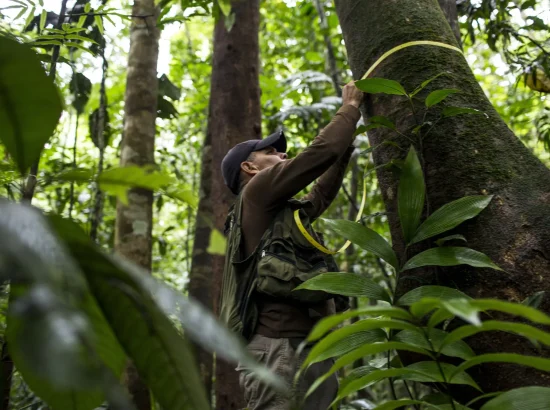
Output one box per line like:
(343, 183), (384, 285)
(294, 40), (463, 255)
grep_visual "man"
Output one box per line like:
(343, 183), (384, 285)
(220, 81), (363, 409)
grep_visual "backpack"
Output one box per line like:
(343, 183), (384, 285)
(219, 195), (346, 340)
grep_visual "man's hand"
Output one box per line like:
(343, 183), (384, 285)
(342, 81), (363, 108)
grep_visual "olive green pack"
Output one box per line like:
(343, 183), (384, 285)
(219, 195), (342, 340)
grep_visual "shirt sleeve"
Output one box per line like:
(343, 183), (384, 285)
(244, 105), (361, 213)
(302, 144), (356, 220)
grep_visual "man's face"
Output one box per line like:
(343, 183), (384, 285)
(251, 146), (288, 170)
(240, 146), (287, 177)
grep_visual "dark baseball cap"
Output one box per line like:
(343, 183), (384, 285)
(221, 130), (287, 195)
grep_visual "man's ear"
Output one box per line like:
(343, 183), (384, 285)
(241, 161), (259, 176)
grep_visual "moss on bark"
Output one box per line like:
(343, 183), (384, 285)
(336, 0), (550, 396)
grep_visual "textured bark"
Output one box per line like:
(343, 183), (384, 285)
(438, 0), (461, 46)
(187, 1), (262, 408)
(115, 1), (159, 409)
(336, 0), (550, 396)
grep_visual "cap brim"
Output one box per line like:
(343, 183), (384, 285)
(255, 130), (287, 153)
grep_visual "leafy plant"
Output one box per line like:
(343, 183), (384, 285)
(297, 75), (550, 410)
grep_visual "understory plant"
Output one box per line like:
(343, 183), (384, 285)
(296, 75), (550, 410)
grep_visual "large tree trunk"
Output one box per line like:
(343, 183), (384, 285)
(116, 1), (159, 409)
(438, 0), (461, 46)
(187, 1), (262, 408)
(335, 0), (550, 396)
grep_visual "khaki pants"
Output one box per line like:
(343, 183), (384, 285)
(236, 334), (339, 410)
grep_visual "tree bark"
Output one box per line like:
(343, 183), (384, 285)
(315, 0), (342, 97)
(116, 1), (159, 409)
(336, 0), (550, 396)
(438, 0), (461, 46)
(187, 1), (262, 408)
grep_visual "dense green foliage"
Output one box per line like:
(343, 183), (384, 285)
(0, 0), (549, 409)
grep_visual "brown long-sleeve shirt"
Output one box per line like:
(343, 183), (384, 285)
(241, 104), (361, 337)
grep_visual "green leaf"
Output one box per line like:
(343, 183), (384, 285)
(217, 0), (231, 16)
(355, 78), (408, 96)
(398, 285), (471, 306)
(522, 291), (545, 309)
(441, 320), (550, 351)
(0, 203), (131, 410)
(0, 37), (62, 173)
(373, 400), (432, 410)
(404, 361), (481, 391)
(427, 308), (454, 328)
(411, 196), (493, 244)
(308, 330), (386, 365)
(452, 353), (550, 379)
(39, 9), (46, 30)
(66, 34), (98, 44)
(306, 342), (430, 398)
(481, 387), (550, 410)
(353, 125), (367, 137)
(207, 228), (226, 255)
(295, 272), (391, 302)
(410, 72), (449, 97)
(425, 89), (460, 107)
(99, 166), (174, 204)
(94, 15), (104, 34)
(333, 369), (420, 405)
(163, 186), (198, 208)
(323, 219), (398, 269)
(441, 299), (482, 326)
(302, 320), (419, 371)
(393, 328), (475, 360)
(436, 234), (467, 246)
(14, 5), (28, 20)
(403, 247), (502, 271)
(65, 42), (96, 55)
(366, 115), (396, 130)
(339, 365), (378, 392)
(24, 6), (36, 29)
(443, 106), (487, 117)
(471, 299), (550, 325)
(307, 306), (413, 341)
(77, 14), (87, 28)
(50, 216), (285, 399)
(399, 147), (425, 244)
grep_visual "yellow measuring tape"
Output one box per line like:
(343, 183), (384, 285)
(294, 40), (464, 254)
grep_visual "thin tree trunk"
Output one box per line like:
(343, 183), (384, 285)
(438, 0), (462, 46)
(187, 1), (262, 408)
(336, 0), (550, 396)
(116, 1), (159, 409)
(90, 52), (108, 243)
(314, 0), (342, 97)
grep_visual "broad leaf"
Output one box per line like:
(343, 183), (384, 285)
(355, 78), (408, 96)
(295, 272), (391, 302)
(452, 353), (550, 378)
(522, 291), (545, 309)
(373, 400), (433, 410)
(0, 202), (130, 410)
(443, 106), (487, 117)
(398, 285), (471, 306)
(323, 219), (399, 269)
(338, 365), (378, 393)
(307, 306), (413, 341)
(471, 299), (550, 325)
(410, 196), (493, 244)
(410, 71), (449, 97)
(353, 125), (368, 137)
(217, 0), (231, 16)
(0, 37), (62, 173)
(436, 234), (467, 246)
(207, 228), (226, 255)
(50, 217), (284, 400)
(481, 387), (550, 410)
(393, 328), (475, 360)
(404, 361), (481, 391)
(425, 89), (460, 107)
(333, 369), (418, 405)
(399, 147), (425, 244)
(306, 342), (430, 398)
(403, 247), (502, 271)
(308, 330), (386, 365)
(441, 321), (550, 351)
(366, 115), (396, 130)
(302, 320), (419, 371)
